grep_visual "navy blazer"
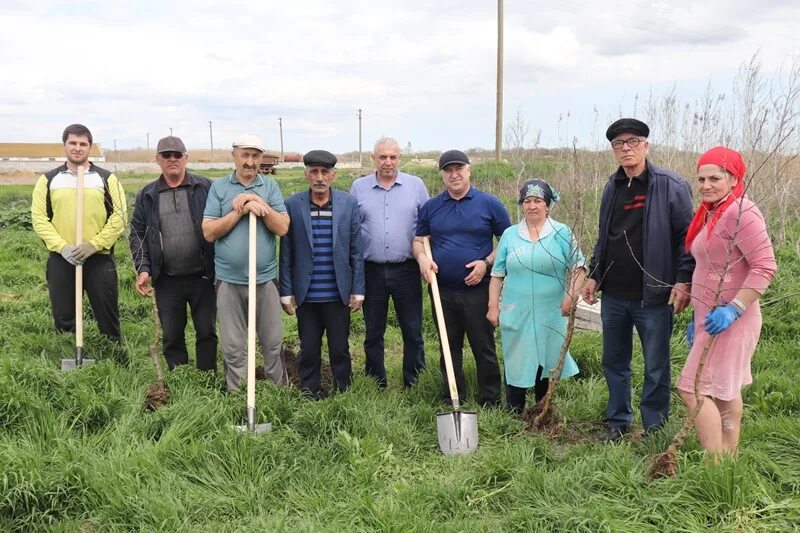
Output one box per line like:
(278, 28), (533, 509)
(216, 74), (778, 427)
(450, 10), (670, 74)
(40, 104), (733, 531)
(279, 188), (365, 306)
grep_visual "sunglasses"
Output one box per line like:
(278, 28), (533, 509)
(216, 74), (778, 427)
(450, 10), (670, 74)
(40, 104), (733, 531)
(159, 152), (184, 160)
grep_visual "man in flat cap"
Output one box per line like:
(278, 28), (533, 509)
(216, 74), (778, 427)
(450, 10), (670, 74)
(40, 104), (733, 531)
(130, 136), (217, 372)
(279, 150), (365, 399)
(350, 137), (429, 390)
(31, 124), (127, 345)
(582, 118), (695, 442)
(413, 150), (511, 407)
(202, 134), (290, 390)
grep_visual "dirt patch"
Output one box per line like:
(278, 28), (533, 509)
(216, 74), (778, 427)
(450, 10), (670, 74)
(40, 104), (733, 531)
(521, 413), (634, 446)
(648, 449), (678, 479)
(145, 384), (170, 411)
(256, 345), (335, 394)
(522, 400), (557, 432)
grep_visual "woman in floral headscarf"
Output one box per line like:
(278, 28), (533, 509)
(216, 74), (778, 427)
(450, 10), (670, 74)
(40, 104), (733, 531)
(679, 146), (777, 455)
(487, 179), (585, 413)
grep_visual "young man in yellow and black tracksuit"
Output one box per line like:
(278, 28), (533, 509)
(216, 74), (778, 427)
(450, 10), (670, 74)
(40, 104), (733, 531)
(31, 124), (127, 342)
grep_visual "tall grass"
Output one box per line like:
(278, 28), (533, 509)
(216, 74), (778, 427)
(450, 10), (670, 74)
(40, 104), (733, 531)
(0, 172), (798, 530)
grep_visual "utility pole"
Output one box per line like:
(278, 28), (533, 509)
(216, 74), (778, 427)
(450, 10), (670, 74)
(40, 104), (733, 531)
(357, 108), (363, 167)
(495, 0), (504, 162)
(113, 139), (117, 161)
(208, 121), (214, 162)
(169, 127), (173, 136)
(278, 117), (284, 162)
(146, 132), (150, 152)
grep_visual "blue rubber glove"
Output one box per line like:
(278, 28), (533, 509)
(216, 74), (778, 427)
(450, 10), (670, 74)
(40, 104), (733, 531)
(704, 303), (742, 335)
(685, 315), (695, 347)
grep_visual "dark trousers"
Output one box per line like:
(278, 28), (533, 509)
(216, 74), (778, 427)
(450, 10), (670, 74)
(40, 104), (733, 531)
(154, 273), (217, 371)
(432, 286), (501, 406)
(296, 301), (352, 395)
(506, 366), (549, 414)
(363, 260), (426, 388)
(46, 252), (121, 341)
(600, 293), (674, 431)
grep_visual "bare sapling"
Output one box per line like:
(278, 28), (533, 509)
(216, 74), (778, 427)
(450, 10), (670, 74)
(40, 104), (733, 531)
(145, 294), (170, 411)
(522, 139), (588, 432)
(526, 264), (583, 430)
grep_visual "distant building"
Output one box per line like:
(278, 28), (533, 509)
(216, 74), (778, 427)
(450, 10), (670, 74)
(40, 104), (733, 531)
(0, 143), (105, 162)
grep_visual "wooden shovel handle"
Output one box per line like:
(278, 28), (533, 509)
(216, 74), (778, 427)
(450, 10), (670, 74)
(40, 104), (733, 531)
(247, 212), (257, 411)
(75, 165), (85, 349)
(423, 237), (461, 411)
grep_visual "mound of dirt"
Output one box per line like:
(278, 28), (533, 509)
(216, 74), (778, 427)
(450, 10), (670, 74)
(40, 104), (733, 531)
(256, 345), (335, 394)
(522, 400), (558, 433)
(145, 384), (170, 411)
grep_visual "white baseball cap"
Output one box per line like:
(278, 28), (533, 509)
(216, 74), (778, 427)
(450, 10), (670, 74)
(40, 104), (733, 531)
(232, 134), (265, 152)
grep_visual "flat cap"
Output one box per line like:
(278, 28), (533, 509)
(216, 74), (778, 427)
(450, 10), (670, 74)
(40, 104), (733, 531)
(606, 118), (649, 141)
(438, 149), (470, 170)
(232, 134), (265, 152)
(156, 136), (186, 154)
(303, 150), (337, 168)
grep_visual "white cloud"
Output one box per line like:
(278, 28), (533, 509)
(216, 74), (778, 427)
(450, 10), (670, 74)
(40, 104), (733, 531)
(0, 0), (797, 152)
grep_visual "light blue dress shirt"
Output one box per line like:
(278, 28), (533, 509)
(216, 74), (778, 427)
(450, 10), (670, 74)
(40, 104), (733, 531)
(350, 171), (429, 263)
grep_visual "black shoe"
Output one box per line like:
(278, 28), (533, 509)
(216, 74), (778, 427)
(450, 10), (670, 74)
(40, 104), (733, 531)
(600, 426), (628, 443)
(643, 425), (664, 437)
(442, 397), (465, 408)
(303, 389), (328, 401)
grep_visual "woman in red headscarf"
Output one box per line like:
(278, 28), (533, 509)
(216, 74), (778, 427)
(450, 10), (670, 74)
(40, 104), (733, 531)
(677, 146), (777, 455)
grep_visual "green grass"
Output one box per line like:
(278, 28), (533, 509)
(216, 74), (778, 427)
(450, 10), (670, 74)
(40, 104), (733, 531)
(0, 174), (798, 531)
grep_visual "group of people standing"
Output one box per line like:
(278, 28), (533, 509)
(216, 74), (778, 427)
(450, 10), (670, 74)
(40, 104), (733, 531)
(31, 118), (776, 456)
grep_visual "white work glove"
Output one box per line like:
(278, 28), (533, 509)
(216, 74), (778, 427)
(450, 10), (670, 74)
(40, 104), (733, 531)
(60, 244), (80, 266)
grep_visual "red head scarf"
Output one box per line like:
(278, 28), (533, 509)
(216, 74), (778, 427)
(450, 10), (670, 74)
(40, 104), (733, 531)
(685, 146), (746, 251)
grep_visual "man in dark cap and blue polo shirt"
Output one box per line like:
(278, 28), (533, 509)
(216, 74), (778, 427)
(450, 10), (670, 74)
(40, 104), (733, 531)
(202, 134), (290, 391)
(582, 118), (695, 442)
(279, 150), (365, 399)
(413, 150), (511, 407)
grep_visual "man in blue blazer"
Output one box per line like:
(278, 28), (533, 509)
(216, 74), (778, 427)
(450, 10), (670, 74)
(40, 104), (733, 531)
(279, 150), (365, 399)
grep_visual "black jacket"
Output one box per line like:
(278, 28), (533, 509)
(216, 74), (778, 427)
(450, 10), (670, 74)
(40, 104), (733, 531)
(588, 160), (696, 306)
(129, 172), (214, 282)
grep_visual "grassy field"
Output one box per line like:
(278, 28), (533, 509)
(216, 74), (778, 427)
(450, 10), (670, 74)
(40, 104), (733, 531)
(0, 166), (798, 531)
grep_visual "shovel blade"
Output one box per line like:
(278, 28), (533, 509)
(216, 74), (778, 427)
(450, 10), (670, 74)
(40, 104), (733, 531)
(61, 358), (95, 372)
(436, 411), (478, 455)
(232, 423), (272, 434)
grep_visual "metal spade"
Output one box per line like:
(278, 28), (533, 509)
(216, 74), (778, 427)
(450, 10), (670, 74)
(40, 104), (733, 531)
(423, 237), (478, 455)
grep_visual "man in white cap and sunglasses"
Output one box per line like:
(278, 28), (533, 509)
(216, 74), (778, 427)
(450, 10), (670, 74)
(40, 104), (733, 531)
(202, 134), (290, 391)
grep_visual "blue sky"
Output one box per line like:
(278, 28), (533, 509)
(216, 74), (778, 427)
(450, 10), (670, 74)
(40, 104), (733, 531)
(1, 0), (798, 154)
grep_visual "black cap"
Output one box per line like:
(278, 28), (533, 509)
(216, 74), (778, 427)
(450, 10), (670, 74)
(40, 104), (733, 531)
(303, 150), (337, 168)
(438, 149), (470, 170)
(605, 118), (650, 141)
(156, 136), (186, 154)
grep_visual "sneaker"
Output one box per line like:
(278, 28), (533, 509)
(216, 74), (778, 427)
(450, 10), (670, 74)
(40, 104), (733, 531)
(600, 426), (628, 443)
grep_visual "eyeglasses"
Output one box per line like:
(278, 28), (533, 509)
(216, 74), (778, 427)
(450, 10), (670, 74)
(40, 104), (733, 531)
(610, 137), (644, 150)
(159, 152), (184, 160)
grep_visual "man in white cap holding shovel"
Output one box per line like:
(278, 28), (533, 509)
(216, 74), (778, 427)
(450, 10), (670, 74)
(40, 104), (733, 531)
(31, 123), (127, 344)
(202, 134), (290, 391)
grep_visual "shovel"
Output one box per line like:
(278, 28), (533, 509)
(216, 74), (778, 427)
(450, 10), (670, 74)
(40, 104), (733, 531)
(423, 237), (478, 455)
(62, 164), (95, 371)
(234, 212), (272, 433)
